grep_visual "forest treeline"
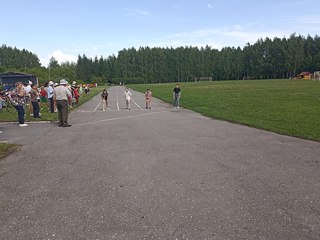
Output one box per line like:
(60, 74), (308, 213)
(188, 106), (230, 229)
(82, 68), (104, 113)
(1, 33), (320, 85)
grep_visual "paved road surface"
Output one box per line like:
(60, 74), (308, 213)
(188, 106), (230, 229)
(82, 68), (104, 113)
(0, 86), (320, 239)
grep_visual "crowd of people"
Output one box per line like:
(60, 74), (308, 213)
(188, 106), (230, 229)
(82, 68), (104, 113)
(2, 80), (85, 127)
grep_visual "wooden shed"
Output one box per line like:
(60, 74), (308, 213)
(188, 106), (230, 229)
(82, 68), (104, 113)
(0, 72), (38, 90)
(298, 71), (312, 80)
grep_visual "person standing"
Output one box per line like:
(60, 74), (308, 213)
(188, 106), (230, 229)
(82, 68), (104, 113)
(101, 89), (109, 111)
(25, 81), (33, 116)
(29, 84), (40, 118)
(123, 87), (132, 110)
(53, 79), (72, 127)
(173, 84), (181, 108)
(145, 89), (152, 109)
(10, 82), (28, 127)
(39, 86), (47, 109)
(47, 81), (54, 113)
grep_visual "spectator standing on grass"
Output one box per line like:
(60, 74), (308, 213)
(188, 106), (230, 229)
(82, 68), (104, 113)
(0, 89), (5, 111)
(101, 89), (109, 111)
(25, 81), (33, 116)
(39, 86), (47, 109)
(10, 82), (27, 127)
(84, 84), (90, 95)
(29, 84), (40, 118)
(124, 87), (132, 110)
(54, 79), (72, 127)
(173, 84), (181, 108)
(47, 81), (54, 113)
(145, 89), (152, 109)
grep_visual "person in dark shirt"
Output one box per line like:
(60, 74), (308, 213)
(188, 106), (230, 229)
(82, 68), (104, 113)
(29, 84), (40, 118)
(101, 89), (109, 111)
(173, 84), (181, 108)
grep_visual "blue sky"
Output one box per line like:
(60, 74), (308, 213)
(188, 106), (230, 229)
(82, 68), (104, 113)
(1, 0), (320, 67)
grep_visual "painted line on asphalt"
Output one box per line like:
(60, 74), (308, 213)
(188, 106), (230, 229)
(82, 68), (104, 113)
(132, 99), (143, 110)
(93, 101), (101, 112)
(77, 109), (150, 113)
(0, 121), (51, 125)
(116, 87), (120, 111)
(71, 110), (168, 127)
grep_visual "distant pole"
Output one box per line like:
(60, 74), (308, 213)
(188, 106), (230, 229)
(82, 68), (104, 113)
(48, 67), (51, 80)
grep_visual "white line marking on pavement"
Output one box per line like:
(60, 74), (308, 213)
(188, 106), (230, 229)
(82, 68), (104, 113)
(0, 121), (51, 125)
(132, 99), (143, 110)
(93, 101), (101, 112)
(77, 110), (94, 113)
(116, 87), (120, 111)
(72, 110), (168, 127)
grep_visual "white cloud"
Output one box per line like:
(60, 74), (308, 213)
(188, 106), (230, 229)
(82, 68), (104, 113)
(207, 4), (213, 9)
(295, 15), (320, 33)
(124, 8), (150, 16)
(51, 50), (77, 63)
(40, 50), (77, 67)
(147, 25), (291, 51)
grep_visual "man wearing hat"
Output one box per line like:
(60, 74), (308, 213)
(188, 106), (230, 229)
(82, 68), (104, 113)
(25, 80), (33, 115)
(53, 79), (72, 127)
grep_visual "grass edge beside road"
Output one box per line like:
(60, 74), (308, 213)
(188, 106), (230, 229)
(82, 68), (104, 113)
(0, 142), (20, 160)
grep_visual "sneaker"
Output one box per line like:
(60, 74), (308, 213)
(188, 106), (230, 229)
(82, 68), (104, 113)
(19, 123), (28, 127)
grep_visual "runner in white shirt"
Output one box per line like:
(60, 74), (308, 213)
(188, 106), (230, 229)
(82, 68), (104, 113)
(123, 87), (132, 110)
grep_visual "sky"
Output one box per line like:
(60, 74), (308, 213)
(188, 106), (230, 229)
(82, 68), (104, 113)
(1, 0), (320, 67)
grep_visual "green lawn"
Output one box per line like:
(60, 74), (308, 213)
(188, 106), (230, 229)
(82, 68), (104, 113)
(129, 79), (320, 141)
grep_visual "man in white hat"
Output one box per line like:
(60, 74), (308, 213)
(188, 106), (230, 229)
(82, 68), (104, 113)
(53, 79), (72, 127)
(47, 81), (55, 113)
(24, 80), (33, 115)
(24, 80), (32, 95)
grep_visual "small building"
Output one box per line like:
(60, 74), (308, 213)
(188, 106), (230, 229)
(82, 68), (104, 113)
(0, 72), (38, 90)
(298, 71), (312, 80)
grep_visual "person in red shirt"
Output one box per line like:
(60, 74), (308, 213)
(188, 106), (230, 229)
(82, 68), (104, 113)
(73, 87), (80, 105)
(39, 86), (47, 109)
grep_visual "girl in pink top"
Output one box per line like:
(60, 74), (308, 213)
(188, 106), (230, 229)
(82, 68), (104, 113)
(145, 89), (152, 109)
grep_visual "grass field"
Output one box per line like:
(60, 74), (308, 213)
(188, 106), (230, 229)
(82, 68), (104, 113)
(129, 79), (320, 141)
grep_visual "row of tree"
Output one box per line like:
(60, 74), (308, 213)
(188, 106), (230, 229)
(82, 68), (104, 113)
(1, 33), (320, 85)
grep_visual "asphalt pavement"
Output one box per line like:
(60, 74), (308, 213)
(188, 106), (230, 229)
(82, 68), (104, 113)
(0, 86), (320, 240)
